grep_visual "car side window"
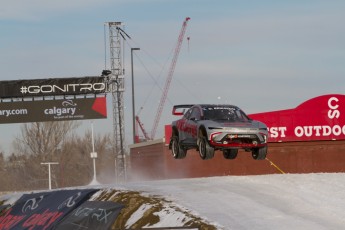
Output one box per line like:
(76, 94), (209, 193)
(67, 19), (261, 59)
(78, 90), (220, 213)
(235, 109), (249, 121)
(203, 108), (215, 120)
(190, 107), (201, 120)
(183, 108), (193, 119)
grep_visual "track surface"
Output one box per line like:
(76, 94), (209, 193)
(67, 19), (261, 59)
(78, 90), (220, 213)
(124, 173), (345, 230)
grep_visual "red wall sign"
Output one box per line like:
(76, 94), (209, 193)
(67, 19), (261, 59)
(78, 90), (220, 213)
(249, 94), (345, 142)
(164, 94), (345, 144)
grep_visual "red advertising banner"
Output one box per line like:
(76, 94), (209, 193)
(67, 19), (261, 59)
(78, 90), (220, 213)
(249, 94), (345, 142)
(0, 97), (107, 124)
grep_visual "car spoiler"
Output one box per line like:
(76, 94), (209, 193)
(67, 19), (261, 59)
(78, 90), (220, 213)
(172, 104), (194, 116)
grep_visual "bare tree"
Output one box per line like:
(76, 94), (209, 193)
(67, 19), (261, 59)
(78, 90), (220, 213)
(14, 121), (79, 158)
(8, 121), (80, 190)
(1, 120), (115, 191)
(58, 130), (113, 186)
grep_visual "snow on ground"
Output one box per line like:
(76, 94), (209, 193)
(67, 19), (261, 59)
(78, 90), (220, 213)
(122, 173), (345, 230)
(2, 173), (345, 229)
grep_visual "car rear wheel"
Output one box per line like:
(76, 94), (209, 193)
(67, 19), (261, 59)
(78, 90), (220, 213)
(223, 149), (238, 159)
(252, 146), (267, 160)
(198, 136), (214, 160)
(171, 136), (187, 159)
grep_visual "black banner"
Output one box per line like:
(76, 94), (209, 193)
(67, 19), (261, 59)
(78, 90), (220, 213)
(0, 76), (106, 98)
(0, 189), (98, 230)
(55, 201), (124, 230)
(0, 97), (107, 124)
(0, 205), (10, 215)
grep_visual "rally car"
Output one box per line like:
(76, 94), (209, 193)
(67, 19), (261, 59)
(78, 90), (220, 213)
(169, 104), (268, 160)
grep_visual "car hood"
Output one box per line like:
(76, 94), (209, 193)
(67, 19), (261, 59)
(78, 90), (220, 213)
(205, 120), (266, 129)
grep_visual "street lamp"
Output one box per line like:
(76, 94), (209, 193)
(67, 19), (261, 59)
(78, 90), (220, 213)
(131, 47), (140, 143)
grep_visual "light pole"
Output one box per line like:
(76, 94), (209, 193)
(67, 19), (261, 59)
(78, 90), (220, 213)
(131, 47), (140, 143)
(41, 162), (59, 190)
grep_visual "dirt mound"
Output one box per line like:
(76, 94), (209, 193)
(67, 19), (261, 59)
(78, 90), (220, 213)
(0, 188), (220, 229)
(91, 188), (219, 229)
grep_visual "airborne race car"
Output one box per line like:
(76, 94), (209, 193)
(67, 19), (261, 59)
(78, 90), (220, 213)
(169, 104), (268, 160)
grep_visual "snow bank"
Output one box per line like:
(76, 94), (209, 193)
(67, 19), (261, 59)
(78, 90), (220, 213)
(2, 173), (345, 229)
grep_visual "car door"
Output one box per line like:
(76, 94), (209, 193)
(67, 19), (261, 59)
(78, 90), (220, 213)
(183, 106), (200, 144)
(177, 108), (192, 142)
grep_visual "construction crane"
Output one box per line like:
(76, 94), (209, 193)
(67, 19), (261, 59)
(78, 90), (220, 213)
(149, 17), (191, 140)
(133, 17), (190, 143)
(135, 115), (150, 142)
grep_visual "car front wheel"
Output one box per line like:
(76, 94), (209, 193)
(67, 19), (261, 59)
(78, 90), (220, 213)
(198, 136), (214, 160)
(252, 146), (267, 160)
(171, 136), (187, 159)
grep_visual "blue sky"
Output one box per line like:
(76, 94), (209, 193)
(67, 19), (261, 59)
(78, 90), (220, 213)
(1, 0), (345, 153)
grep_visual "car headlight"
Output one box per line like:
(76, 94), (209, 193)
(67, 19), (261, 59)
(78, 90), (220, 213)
(259, 132), (267, 143)
(210, 132), (222, 141)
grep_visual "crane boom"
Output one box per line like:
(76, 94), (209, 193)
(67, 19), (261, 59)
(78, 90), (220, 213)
(150, 17), (191, 139)
(136, 115), (151, 142)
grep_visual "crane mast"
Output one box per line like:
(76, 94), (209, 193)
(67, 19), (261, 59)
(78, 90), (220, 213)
(150, 17), (190, 139)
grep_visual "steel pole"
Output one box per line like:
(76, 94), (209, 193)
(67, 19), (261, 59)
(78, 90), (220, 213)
(131, 48), (140, 143)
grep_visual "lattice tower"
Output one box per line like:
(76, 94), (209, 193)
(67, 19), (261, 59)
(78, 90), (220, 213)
(107, 22), (126, 183)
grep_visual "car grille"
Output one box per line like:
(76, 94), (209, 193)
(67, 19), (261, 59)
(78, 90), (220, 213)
(220, 134), (258, 144)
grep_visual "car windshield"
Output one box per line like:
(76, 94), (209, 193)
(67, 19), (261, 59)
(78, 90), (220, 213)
(203, 106), (249, 122)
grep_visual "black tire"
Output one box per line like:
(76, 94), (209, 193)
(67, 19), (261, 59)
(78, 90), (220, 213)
(198, 136), (214, 160)
(223, 149), (238, 159)
(171, 136), (187, 159)
(252, 146), (267, 160)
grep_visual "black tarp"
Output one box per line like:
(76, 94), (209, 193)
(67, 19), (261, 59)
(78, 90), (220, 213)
(55, 201), (124, 230)
(0, 189), (98, 230)
(0, 204), (10, 215)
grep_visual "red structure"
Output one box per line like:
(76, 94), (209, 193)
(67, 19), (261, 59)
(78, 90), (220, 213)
(250, 94), (345, 142)
(129, 94), (345, 181)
